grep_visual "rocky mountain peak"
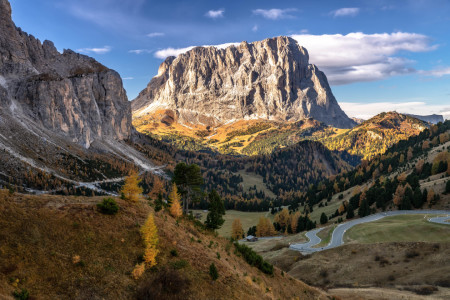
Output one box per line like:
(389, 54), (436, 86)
(132, 35), (355, 129)
(0, 0), (131, 148)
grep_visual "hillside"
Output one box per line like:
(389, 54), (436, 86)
(134, 112), (427, 162)
(314, 112), (429, 160)
(0, 193), (330, 300)
(287, 120), (450, 229)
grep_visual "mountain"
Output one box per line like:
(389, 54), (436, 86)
(314, 112), (428, 159)
(406, 113), (444, 124)
(0, 0), (130, 149)
(132, 36), (356, 129)
(0, 0), (165, 195)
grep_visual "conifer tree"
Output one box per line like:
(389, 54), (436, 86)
(120, 170), (143, 203)
(320, 212), (328, 225)
(169, 183), (182, 218)
(141, 213), (159, 267)
(205, 190), (225, 230)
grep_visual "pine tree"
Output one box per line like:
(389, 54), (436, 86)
(320, 212), (328, 225)
(120, 170), (143, 203)
(154, 192), (163, 212)
(169, 183), (182, 218)
(413, 187), (423, 208)
(231, 218), (244, 240)
(141, 213), (159, 268)
(205, 190), (225, 230)
(358, 199), (369, 217)
(346, 203), (354, 219)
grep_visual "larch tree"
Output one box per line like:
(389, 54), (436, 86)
(141, 213), (159, 268)
(231, 218), (244, 240)
(120, 170), (143, 203)
(169, 183), (182, 219)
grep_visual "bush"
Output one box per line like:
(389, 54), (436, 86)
(234, 242), (273, 275)
(13, 289), (29, 300)
(97, 198), (119, 215)
(171, 259), (189, 270)
(405, 250), (420, 259)
(170, 249), (178, 257)
(209, 263), (218, 281)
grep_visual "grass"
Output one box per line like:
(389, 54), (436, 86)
(192, 209), (273, 237)
(309, 200), (342, 223)
(236, 170), (276, 198)
(313, 225), (336, 248)
(0, 193), (325, 300)
(344, 214), (450, 244)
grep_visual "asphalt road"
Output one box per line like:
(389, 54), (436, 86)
(289, 210), (450, 254)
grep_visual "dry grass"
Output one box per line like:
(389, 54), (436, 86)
(259, 241), (450, 296)
(0, 193), (329, 300)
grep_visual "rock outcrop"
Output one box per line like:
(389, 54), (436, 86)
(0, 0), (131, 148)
(132, 36), (355, 129)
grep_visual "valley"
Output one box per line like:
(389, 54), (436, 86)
(1, 0), (449, 299)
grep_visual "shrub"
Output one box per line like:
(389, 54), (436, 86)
(405, 250), (420, 259)
(171, 259), (189, 270)
(13, 289), (29, 300)
(234, 242), (274, 275)
(209, 263), (219, 281)
(170, 249), (178, 257)
(97, 198), (119, 215)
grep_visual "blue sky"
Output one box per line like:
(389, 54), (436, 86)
(9, 0), (450, 119)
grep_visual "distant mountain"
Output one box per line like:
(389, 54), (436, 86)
(315, 112), (428, 159)
(351, 117), (365, 125)
(405, 114), (444, 124)
(132, 36), (356, 129)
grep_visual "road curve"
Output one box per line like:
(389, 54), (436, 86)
(290, 210), (450, 254)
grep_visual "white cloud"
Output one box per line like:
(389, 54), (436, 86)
(77, 46), (111, 54)
(331, 7), (360, 17)
(339, 101), (450, 120)
(129, 49), (152, 54)
(154, 31), (439, 85)
(205, 9), (225, 19)
(252, 25), (258, 32)
(122, 77), (134, 80)
(419, 67), (450, 77)
(154, 42), (239, 59)
(291, 32), (437, 85)
(147, 32), (164, 38)
(252, 8), (297, 20)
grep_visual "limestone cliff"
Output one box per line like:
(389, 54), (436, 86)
(0, 0), (131, 148)
(132, 36), (355, 129)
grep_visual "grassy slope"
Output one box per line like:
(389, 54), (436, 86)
(345, 214), (450, 244)
(191, 209), (273, 238)
(313, 225), (336, 248)
(0, 194), (327, 300)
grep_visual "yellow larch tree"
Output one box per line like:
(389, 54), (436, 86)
(231, 218), (244, 240)
(274, 208), (290, 230)
(121, 169), (143, 203)
(141, 213), (159, 267)
(169, 183), (182, 218)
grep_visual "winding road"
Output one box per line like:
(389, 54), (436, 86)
(289, 210), (450, 254)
